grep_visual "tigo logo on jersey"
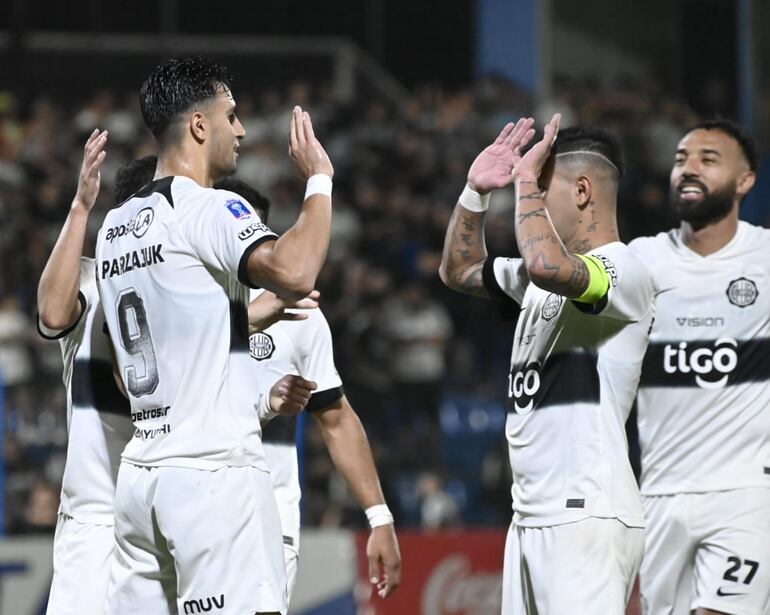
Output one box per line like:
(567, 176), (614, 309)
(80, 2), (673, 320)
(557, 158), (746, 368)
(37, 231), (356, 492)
(663, 337), (738, 389)
(249, 332), (275, 361)
(508, 361), (541, 414)
(225, 199), (252, 219)
(726, 277), (758, 307)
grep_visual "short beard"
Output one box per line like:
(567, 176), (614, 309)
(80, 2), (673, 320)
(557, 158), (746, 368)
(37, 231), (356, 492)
(670, 181), (737, 230)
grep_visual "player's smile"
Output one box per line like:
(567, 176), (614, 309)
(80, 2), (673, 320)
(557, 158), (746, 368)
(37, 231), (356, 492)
(677, 177), (708, 202)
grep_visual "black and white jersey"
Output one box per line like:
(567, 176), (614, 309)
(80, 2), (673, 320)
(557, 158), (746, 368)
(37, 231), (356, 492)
(37, 257), (133, 524)
(483, 242), (654, 528)
(248, 290), (343, 550)
(95, 176), (278, 470)
(631, 221), (770, 495)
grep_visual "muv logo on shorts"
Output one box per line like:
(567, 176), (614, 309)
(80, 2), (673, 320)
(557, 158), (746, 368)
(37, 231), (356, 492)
(663, 337), (738, 389)
(183, 594), (224, 614)
(508, 360), (541, 414)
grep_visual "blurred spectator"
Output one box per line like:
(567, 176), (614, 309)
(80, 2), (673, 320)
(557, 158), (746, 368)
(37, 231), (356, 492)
(416, 472), (460, 530)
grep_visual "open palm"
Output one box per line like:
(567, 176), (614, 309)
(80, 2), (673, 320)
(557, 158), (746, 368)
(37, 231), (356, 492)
(468, 118), (535, 194)
(512, 113), (561, 181)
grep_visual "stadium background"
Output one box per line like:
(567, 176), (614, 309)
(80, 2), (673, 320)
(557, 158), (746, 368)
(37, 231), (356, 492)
(0, 0), (768, 613)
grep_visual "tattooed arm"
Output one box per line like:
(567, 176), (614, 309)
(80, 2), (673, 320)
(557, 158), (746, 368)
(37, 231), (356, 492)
(439, 204), (490, 298)
(440, 118), (536, 298)
(514, 179), (590, 298)
(511, 114), (592, 299)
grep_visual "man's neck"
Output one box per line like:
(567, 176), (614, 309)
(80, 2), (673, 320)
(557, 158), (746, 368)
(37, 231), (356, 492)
(155, 146), (213, 187)
(566, 204), (620, 253)
(680, 213), (739, 256)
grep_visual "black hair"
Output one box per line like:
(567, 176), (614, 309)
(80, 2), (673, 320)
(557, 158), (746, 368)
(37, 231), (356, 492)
(114, 155), (157, 204)
(551, 126), (625, 179)
(685, 118), (758, 171)
(214, 178), (271, 223)
(139, 56), (233, 144)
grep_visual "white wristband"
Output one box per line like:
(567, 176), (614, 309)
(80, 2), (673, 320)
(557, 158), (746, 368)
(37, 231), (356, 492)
(458, 184), (490, 212)
(305, 174), (333, 200)
(257, 394), (277, 422)
(365, 504), (394, 528)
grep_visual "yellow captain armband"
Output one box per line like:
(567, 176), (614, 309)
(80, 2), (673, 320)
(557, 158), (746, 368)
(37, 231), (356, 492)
(574, 254), (610, 304)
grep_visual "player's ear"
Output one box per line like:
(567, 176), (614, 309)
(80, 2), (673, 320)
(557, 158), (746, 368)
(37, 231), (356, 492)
(190, 111), (207, 144)
(575, 175), (592, 209)
(736, 170), (756, 200)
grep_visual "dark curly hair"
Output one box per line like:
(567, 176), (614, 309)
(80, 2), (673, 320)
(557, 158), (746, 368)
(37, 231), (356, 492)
(114, 155), (157, 204)
(139, 57), (233, 145)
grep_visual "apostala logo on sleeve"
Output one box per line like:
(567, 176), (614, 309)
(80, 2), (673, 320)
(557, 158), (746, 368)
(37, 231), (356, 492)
(249, 332), (275, 361)
(726, 277), (758, 308)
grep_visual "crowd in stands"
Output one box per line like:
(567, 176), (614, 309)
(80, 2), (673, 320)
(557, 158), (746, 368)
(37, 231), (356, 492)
(0, 73), (704, 533)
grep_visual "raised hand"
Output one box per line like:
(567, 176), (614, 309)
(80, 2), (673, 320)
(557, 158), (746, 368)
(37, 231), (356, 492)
(288, 106), (334, 180)
(512, 113), (561, 182)
(467, 117), (536, 194)
(248, 290), (320, 334)
(269, 374), (318, 416)
(74, 129), (108, 211)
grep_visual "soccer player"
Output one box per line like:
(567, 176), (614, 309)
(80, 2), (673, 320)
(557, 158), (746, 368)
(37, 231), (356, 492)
(115, 158), (402, 603)
(95, 57), (334, 615)
(630, 120), (770, 615)
(440, 115), (655, 614)
(37, 129), (133, 615)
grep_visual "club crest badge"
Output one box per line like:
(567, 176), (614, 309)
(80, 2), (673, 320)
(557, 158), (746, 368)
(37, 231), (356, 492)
(726, 277), (758, 308)
(541, 293), (563, 321)
(249, 332), (275, 361)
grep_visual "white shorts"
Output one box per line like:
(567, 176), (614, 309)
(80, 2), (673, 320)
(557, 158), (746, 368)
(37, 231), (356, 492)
(46, 514), (114, 615)
(502, 517), (644, 615)
(641, 488), (770, 615)
(107, 463), (287, 615)
(284, 545), (298, 605)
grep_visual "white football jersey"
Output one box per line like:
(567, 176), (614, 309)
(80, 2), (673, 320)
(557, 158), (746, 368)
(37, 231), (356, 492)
(631, 221), (770, 495)
(248, 290), (343, 550)
(483, 242), (654, 528)
(95, 176), (278, 470)
(37, 257), (134, 524)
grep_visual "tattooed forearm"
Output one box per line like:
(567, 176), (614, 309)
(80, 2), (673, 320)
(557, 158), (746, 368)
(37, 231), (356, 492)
(517, 208), (548, 223)
(519, 191), (546, 202)
(565, 256), (590, 295)
(452, 262), (487, 298)
(520, 233), (559, 255)
(461, 215), (476, 232)
(440, 203), (489, 297)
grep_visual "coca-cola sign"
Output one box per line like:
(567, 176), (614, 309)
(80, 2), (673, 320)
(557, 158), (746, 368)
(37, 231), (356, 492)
(421, 555), (502, 615)
(356, 530), (505, 615)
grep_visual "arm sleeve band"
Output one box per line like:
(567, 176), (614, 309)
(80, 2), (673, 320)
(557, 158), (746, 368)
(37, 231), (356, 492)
(574, 254), (611, 304)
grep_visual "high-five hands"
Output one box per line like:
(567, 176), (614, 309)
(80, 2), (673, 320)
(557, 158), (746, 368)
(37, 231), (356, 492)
(288, 106), (334, 180)
(74, 129), (108, 211)
(511, 113), (561, 183)
(467, 118), (535, 194)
